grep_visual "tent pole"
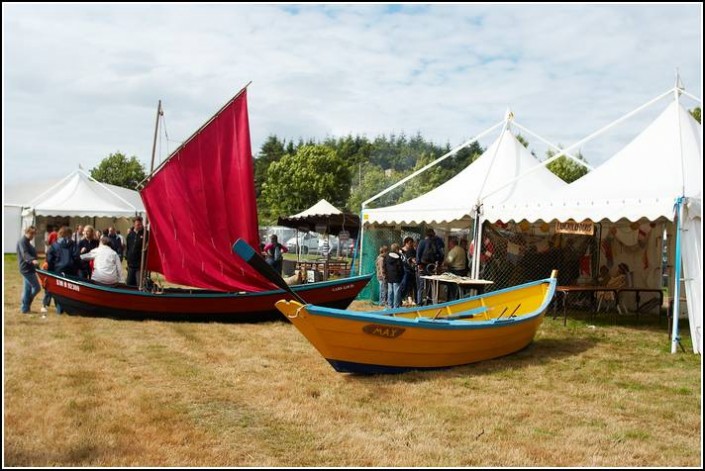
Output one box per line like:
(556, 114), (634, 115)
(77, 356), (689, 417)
(471, 205), (483, 279)
(670, 73), (688, 354)
(137, 83), (252, 188)
(671, 197), (685, 353)
(681, 90), (701, 103)
(674, 73), (686, 197)
(358, 215), (365, 276)
(476, 114), (512, 201)
(512, 122), (593, 170)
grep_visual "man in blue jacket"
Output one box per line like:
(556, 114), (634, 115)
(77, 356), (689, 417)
(43, 226), (80, 314)
(17, 226), (41, 314)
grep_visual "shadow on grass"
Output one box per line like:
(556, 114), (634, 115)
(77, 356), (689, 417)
(557, 307), (681, 334)
(346, 308), (693, 381)
(57, 307), (288, 324)
(344, 334), (599, 383)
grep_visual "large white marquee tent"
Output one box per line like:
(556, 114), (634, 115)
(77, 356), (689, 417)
(358, 83), (701, 354)
(360, 113), (578, 287)
(362, 128), (568, 226)
(22, 169), (144, 220)
(492, 96), (702, 354)
(4, 169), (144, 252)
(490, 101), (702, 224)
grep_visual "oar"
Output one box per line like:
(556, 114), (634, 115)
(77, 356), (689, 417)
(232, 238), (307, 304)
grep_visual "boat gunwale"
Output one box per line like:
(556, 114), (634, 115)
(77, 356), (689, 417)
(301, 277), (557, 330)
(37, 269), (373, 299)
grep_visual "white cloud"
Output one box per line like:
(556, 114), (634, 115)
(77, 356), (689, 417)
(2, 4), (702, 184)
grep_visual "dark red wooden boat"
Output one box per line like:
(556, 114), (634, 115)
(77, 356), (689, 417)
(39, 86), (371, 321)
(37, 269), (371, 322)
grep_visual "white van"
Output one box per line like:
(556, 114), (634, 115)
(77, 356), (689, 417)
(286, 232), (319, 254)
(260, 226), (296, 247)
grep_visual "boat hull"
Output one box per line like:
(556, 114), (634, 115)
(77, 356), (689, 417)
(37, 269), (372, 322)
(275, 277), (556, 373)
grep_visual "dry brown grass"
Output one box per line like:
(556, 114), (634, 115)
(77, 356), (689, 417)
(3, 254), (701, 466)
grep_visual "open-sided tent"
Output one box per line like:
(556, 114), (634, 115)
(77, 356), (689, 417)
(278, 199), (360, 238)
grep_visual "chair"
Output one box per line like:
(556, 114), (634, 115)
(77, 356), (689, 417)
(596, 269), (630, 313)
(616, 270), (635, 314)
(596, 290), (616, 313)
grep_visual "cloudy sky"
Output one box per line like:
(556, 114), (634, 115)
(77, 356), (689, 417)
(3, 4), (702, 185)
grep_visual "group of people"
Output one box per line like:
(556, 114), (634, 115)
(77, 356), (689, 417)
(376, 228), (472, 308)
(45, 224), (127, 260)
(17, 217), (146, 316)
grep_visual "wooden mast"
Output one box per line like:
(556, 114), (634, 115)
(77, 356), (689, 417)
(136, 81), (252, 188)
(138, 100), (163, 290)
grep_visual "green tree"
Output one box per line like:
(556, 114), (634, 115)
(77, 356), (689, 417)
(285, 140), (296, 155)
(323, 135), (373, 169)
(254, 135), (286, 198)
(400, 151), (454, 201)
(261, 145), (352, 219)
(440, 141), (484, 174)
(690, 107), (701, 124)
(515, 134), (529, 148)
(347, 163), (400, 211)
(545, 148), (590, 183)
(90, 152), (146, 190)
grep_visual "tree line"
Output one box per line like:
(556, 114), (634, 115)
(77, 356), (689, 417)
(90, 105), (701, 225)
(88, 134), (586, 225)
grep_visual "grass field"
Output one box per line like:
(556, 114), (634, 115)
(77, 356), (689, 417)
(3, 254), (701, 466)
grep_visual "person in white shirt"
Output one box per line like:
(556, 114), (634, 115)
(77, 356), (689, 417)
(80, 236), (124, 286)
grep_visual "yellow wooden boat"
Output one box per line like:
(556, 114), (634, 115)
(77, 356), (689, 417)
(275, 274), (557, 374)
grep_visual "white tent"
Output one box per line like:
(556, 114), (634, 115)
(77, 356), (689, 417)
(22, 169), (144, 220)
(5, 170), (145, 252)
(488, 94), (702, 354)
(3, 205), (23, 253)
(289, 199), (343, 219)
(363, 129), (567, 226)
(491, 102), (702, 223)
(4, 177), (61, 251)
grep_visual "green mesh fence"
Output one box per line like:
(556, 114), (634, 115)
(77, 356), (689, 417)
(478, 221), (598, 293)
(357, 225), (425, 303)
(358, 221), (600, 304)
(358, 217), (667, 317)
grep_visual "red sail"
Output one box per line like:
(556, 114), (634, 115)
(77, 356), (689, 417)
(140, 90), (275, 291)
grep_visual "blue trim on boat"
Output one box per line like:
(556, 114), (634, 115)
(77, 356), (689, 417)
(305, 277), (557, 330)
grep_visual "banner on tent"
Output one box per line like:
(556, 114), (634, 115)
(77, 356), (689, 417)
(555, 220), (594, 236)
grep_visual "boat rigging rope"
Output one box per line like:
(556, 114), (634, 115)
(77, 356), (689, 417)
(289, 305), (306, 319)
